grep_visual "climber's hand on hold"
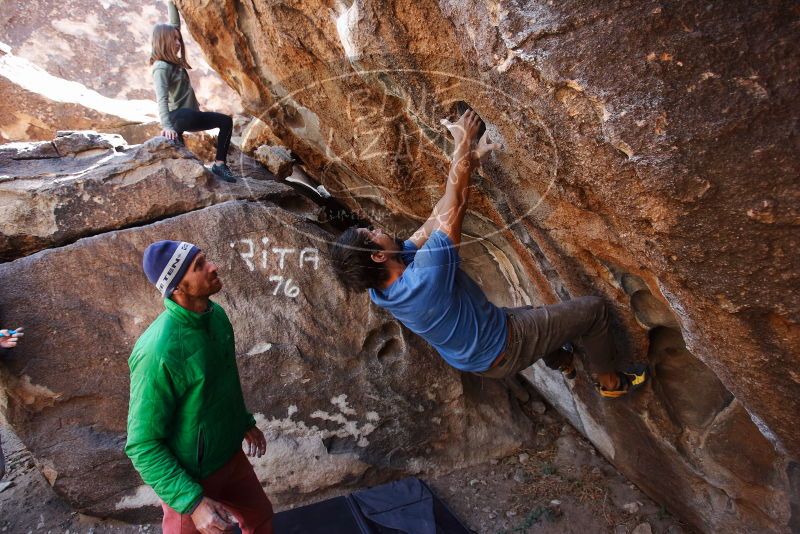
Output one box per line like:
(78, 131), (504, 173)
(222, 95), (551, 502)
(474, 131), (502, 162)
(441, 110), (482, 156)
(439, 117), (460, 143)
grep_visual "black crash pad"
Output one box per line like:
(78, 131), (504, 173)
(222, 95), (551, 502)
(271, 477), (471, 534)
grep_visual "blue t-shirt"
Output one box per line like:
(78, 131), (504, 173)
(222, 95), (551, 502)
(369, 230), (507, 372)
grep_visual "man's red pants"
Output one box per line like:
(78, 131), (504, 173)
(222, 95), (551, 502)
(161, 450), (274, 534)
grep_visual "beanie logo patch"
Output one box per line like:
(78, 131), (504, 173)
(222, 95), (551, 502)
(155, 241), (194, 297)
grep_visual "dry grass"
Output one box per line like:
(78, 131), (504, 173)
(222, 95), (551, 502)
(505, 444), (617, 530)
(517, 463), (607, 503)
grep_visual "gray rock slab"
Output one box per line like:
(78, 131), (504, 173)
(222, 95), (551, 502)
(0, 133), (292, 262)
(0, 199), (531, 520)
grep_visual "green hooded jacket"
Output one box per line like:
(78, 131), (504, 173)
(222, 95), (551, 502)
(125, 298), (256, 513)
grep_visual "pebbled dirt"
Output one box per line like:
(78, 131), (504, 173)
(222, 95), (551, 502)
(0, 392), (692, 534)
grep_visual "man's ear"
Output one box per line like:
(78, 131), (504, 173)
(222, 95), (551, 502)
(172, 279), (186, 295)
(371, 250), (387, 264)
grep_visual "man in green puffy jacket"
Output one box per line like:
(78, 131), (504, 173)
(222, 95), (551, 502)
(126, 240), (273, 534)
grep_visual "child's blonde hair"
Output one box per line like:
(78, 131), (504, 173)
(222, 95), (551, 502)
(149, 24), (192, 69)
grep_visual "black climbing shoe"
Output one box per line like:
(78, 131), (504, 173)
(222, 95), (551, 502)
(596, 362), (649, 399)
(557, 342), (577, 380)
(210, 163), (237, 183)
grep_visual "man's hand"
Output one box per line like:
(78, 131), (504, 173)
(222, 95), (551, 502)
(0, 327), (23, 349)
(440, 109), (483, 159)
(243, 426), (267, 458)
(160, 128), (178, 141)
(409, 108), (502, 248)
(475, 131), (502, 161)
(190, 496), (236, 533)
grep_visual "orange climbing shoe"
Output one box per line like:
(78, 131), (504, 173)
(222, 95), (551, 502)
(596, 363), (649, 399)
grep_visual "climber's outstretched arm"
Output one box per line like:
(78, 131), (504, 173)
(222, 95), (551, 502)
(409, 110), (500, 248)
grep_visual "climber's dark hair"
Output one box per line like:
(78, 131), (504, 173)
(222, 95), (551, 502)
(330, 227), (389, 293)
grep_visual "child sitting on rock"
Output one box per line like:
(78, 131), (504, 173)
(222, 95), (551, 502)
(150, 1), (238, 182)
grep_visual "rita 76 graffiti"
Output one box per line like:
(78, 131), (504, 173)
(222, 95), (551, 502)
(230, 237), (320, 299)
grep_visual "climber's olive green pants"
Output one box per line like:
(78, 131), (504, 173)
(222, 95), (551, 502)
(478, 296), (618, 379)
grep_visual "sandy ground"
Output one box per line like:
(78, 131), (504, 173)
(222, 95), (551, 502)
(0, 392), (693, 534)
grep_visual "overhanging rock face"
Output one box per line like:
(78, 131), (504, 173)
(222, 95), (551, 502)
(0, 199), (531, 521)
(172, 1), (799, 532)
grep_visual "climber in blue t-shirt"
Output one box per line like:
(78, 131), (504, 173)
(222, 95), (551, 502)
(369, 229), (506, 372)
(331, 109), (648, 398)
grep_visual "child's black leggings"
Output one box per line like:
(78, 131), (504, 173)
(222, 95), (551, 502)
(170, 108), (233, 162)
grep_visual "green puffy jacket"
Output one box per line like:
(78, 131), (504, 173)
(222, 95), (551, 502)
(125, 298), (256, 513)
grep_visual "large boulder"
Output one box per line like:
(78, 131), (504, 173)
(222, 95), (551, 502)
(0, 199), (531, 521)
(171, 0), (799, 532)
(0, 0), (240, 143)
(0, 46), (160, 144)
(0, 131), (291, 262)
